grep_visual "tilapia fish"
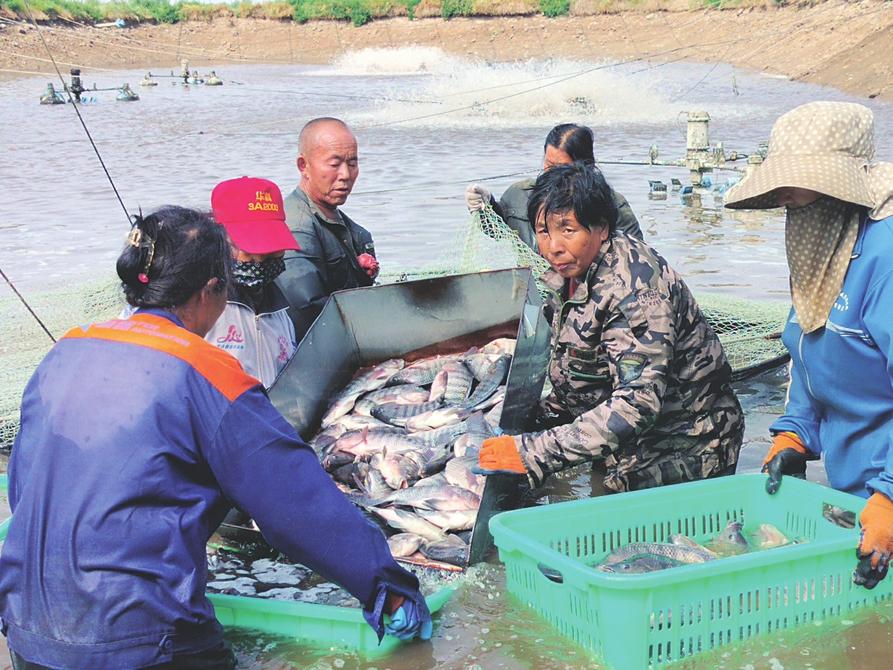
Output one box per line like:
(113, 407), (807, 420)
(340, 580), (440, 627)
(598, 542), (715, 570)
(387, 533), (424, 558)
(418, 509), (477, 532)
(441, 360), (474, 405)
(404, 406), (470, 432)
(377, 483), (481, 512)
(709, 520), (749, 556)
(388, 355), (459, 387)
(411, 421), (468, 448)
(754, 523), (790, 549)
(428, 368), (449, 403)
(444, 455), (486, 496)
(371, 450), (424, 490)
(321, 358), (405, 426)
(823, 503), (856, 529)
(601, 554), (686, 574)
(353, 385), (430, 416)
(480, 337), (516, 356)
(420, 534), (469, 567)
(462, 355), (510, 409)
(371, 507), (445, 542)
(372, 400), (444, 427)
(330, 429), (424, 460)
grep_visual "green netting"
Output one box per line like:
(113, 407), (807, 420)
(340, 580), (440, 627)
(0, 207), (789, 449)
(381, 205), (791, 379)
(0, 278), (124, 448)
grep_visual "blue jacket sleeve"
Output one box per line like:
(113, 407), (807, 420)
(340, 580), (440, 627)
(202, 388), (420, 617)
(861, 269), (893, 498)
(769, 319), (822, 455)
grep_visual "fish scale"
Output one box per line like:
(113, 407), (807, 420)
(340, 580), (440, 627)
(353, 385), (429, 416)
(388, 355), (459, 387)
(461, 355), (511, 409)
(377, 484), (481, 511)
(441, 360), (474, 405)
(372, 400), (444, 426)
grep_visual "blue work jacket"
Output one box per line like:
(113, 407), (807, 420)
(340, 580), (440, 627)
(0, 309), (418, 669)
(771, 215), (893, 500)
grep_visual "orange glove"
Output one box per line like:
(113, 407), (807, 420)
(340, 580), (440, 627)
(854, 493), (893, 589)
(762, 432), (807, 466)
(762, 432), (816, 494)
(473, 435), (526, 476)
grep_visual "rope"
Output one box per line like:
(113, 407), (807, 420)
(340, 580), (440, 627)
(0, 267), (56, 344)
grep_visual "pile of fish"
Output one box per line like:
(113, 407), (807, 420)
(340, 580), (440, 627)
(204, 549), (459, 606)
(205, 551), (359, 606)
(309, 338), (517, 568)
(597, 520), (794, 574)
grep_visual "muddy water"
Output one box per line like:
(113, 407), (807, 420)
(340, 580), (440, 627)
(1, 48), (892, 669)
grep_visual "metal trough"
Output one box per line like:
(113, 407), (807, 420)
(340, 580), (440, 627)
(268, 268), (551, 565)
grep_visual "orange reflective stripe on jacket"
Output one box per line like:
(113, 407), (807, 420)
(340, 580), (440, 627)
(62, 313), (260, 402)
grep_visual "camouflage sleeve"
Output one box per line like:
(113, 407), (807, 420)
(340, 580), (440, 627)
(518, 289), (675, 487)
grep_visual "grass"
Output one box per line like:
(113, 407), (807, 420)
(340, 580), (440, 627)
(0, 0), (834, 24)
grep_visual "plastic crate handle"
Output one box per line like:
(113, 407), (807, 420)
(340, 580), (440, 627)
(822, 501), (858, 529)
(537, 562), (564, 584)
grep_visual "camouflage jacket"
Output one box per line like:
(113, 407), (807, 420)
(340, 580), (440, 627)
(516, 233), (744, 493)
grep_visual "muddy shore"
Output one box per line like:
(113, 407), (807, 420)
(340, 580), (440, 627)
(2, 1), (892, 100)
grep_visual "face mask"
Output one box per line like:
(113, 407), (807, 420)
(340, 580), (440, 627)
(785, 196), (859, 333)
(231, 257), (285, 288)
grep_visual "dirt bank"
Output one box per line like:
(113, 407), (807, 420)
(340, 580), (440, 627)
(2, 1), (892, 100)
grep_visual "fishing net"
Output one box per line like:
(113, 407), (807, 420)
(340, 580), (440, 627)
(0, 207), (789, 449)
(0, 277), (124, 449)
(381, 205), (791, 380)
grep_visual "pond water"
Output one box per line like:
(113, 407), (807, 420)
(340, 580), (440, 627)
(1, 46), (891, 669)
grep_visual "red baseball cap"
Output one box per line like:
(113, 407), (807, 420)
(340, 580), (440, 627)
(211, 177), (300, 254)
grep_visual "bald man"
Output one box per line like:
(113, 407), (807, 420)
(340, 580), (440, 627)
(277, 117), (378, 341)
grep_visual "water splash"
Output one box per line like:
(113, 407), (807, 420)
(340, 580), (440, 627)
(341, 52), (685, 128)
(330, 45), (466, 76)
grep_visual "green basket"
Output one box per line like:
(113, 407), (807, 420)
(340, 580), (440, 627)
(489, 474), (893, 669)
(0, 476), (453, 658)
(210, 587), (452, 658)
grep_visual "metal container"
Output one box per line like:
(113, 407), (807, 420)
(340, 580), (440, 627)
(268, 268), (551, 564)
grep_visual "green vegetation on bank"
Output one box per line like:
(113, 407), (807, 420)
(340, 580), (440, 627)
(0, 0), (826, 27)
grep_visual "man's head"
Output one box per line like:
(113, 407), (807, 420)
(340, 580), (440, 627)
(297, 118), (359, 217)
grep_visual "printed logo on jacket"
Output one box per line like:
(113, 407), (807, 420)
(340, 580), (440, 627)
(216, 324), (245, 351)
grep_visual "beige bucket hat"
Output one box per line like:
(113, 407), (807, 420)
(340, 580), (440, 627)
(725, 101), (882, 211)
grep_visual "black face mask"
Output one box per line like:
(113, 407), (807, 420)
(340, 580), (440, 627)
(231, 257), (285, 288)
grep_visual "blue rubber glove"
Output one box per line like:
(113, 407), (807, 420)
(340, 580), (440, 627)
(385, 598), (433, 641)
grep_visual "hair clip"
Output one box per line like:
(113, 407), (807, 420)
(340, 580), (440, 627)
(137, 273), (150, 284)
(127, 226), (143, 248)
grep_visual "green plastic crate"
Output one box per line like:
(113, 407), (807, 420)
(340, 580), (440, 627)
(0, 476), (453, 657)
(210, 587), (453, 658)
(489, 474), (893, 669)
